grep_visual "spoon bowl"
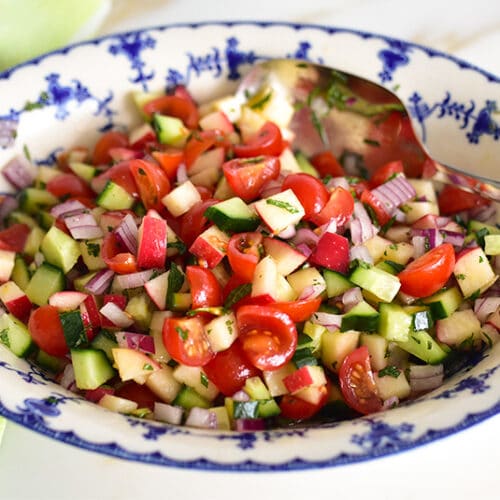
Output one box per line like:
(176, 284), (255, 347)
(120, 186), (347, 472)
(236, 59), (499, 201)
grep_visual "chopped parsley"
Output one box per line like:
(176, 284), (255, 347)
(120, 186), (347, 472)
(143, 363), (153, 371)
(224, 283), (252, 309)
(265, 198), (300, 214)
(378, 365), (400, 378)
(175, 326), (189, 342)
(85, 241), (101, 257)
(0, 329), (10, 348)
(225, 319), (234, 335)
(200, 372), (209, 388)
(138, 167), (146, 176)
(250, 90), (273, 110)
(456, 273), (466, 280)
(167, 240), (187, 254)
(363, 138), (380, 147)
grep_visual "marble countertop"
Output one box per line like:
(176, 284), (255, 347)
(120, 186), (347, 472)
(1, 1), (499, 499)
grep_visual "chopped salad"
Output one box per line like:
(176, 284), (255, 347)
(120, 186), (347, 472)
(0, 78), (499, 431)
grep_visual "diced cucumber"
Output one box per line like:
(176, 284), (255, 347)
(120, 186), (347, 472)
(467, 219), (500, 236)
(153, 114), (189, 146)
(349, 264), (401, 302)
(233, 400), (259, 419)
(396, 330), (448, 365)
(302, 321), (327, 353)
(295, 151), (319, 177)
(484, 234), (500, 255)
(96, 181), (135, 210)
(23, 226), (45, 257)
(341, 301), (379, 332)
(68, 161), (98, 182)
(19, 188), (58, 215)
(422, 287), (462, 319)
(378, 303), (412, 342)
(125, 293), (154, 331)
(41, 226), (81, 274)
(11, 255), (30, 290)
(257, 399), (281, 418)
(7, 210), (37, 228)
(25, 263), (65, 306)
(59, 310), (87, 349)
(36, 350), (67, 373)
(244, 376), (271, 400)
(173, 365), (219, 401)
(36, 211), (55, 231)
(360, 333), (389, 370)
(323, 269), (353, 298)
(79, 238), (106, 271)
(0, 313), (34, 357)
(403, 306), (434, 331)
(173, 385), (210, 410)
(91, 330), (118, 362)
(204, 197), (260, 233)
(375, 260), (404, 275)
(73, 271), (97, 293)
(71, 348), (116, 390)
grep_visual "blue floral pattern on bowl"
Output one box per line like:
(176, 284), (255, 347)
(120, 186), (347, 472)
(0, 22), (499, 471)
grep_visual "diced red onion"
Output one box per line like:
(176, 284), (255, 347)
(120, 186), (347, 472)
(1, 156), (36, 189)
(382, 396), (399, 410)
(474, 297), (500, 323)
(298, 281), (326, 300)
(277, 224), (296, 239)
(372, 175), (416, 215)
(409, 364), (444, 394)
(69, 225), (104, 240)
(469, 203), (496, 223)
(185, 407), (218, 429)
(408, 364), (443, 379)
(440, 230), (465, 248)
(412, 228), (443, 249)
(0, 119), (17, 148)
(349, 245), (373, 264)
(291, 228), (319, 248)
(311, 311), (342, 331)
(176, 163), (188, 184)
(295, 243), (313, 258)
(0, 304), (6, 316)
(115, 213), (138, 254)
(412, 235), (428, 258)
(232, 390), (250, 402)
(60, 364), (76, 391)
(154, 402), (183, 425)
(410, 374), (443, 393)
(84, 269), (115, 295)
(235, 418), (266, 431)
(115, 269), (155, 290)
(326, 177), (350, 190)
(486, 309), (500, 331)
(260, 176), (284, 198)
(115, 331), (155, 354)
(34, 252), (45, 267)
(0, 195), (18, 220)
(393, 208), (407, 222)
(50, 199), (87, 218)
(342, 287), (363, 311)
(350, 203), (379, 243)
(99, 302), (134, 328)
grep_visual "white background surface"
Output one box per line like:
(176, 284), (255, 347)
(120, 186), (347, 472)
(1, 1), (500, 499)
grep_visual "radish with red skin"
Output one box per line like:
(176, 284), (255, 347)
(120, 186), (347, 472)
(0, 281), (32, 322)
(137, 212), (168, 269)
(308, 232), (350, 274)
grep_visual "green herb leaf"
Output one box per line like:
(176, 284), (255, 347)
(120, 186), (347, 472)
(265, 198), (300, 214)
(378, 365), (400, 378)
(175, 326), (189, 341)
(200, 372), (209, 388)
(85, 241), (100, 257)
(167, 262), (184, 308)
(224, 283), (252, 309)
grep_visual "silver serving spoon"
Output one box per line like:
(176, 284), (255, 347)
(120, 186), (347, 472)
(236, 59), (499, 202)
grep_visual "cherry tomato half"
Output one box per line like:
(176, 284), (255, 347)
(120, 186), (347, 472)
(398, 243), (456, 298)
(369, 160), (404, 188)
(46, 173), (94, 199)
(360, 189), (392, 226)
(92, 130), (129, 165)
(178, 198), (218, 247)
(129, 159), (171, 211)
(269, 297), (322, 323)
(339, 345), (383, 415)
(279, 387), (328, 420)
(28, 305), (68, 357)
(281, 173), (329, 221)
(310, 151), (345, 178)
(236, 305), (298, 371)
(186, 266), (223, 310)
(143, 94), (199, 129)
(101, 232), (138, 274)
(310, 186), (355, 227)
(437, 184), (491, 215)
(162, 316), (214, 367)
(227, 232), (263, 283)
(203, 340), (260, 396)
(0, 223), (31, 252)
(91, 161), (139, 199)
(223, 156), (280, 202)
(233, 121), (284, 158)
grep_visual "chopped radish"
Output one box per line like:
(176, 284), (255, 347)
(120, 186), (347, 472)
(0, 281), (32, 321)
(137, 212), (168, 269)
(112, 347), (161, 382)
(49, 290), (88, 311)
(189, 225), (229, 268)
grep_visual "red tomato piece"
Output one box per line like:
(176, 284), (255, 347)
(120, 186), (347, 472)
(186, 266), (223, 309)
(184, 130), (229, 168)
(310, 186), (355, 227)
(437, 184), (491, 215)
(281, 173), (329, 221)
(92, 131), (129, 165)
(115, 381), (159, 411)
(269, 297), (322, 323)
(203, 340), (260, 396)
(369, 160), (404, 188)
(143, 94), (199, 129)
(178, 198), (218, 247)
(223, 156), (280, 202)
(310, 151), (345, 177)
(46, 173), (94, 199)
(398, 243), (456, 298)
(0, 223), (31, 252)
(279, 387), (328, 420)
(101, 232), (138, 274)
(233, 121), (284, 158)
(227, 232), (263, 283)
(129, 159), (171, 211)
(360, 189), (392, 225)
(236, 305), (298, 371)
(152, 149), (184, 180)
(91, 161), (139, 198)
(162, 316), (214, 367)
(339, 346), (383, 415)
(28, 305), (68, 357)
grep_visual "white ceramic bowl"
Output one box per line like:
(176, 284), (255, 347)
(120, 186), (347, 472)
(0, 21), (499, 471)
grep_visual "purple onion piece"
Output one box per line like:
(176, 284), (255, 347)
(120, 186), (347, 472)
(2, 156), (36, 189)
(235, 418), (266, 432)
(84, 269), (114, 295)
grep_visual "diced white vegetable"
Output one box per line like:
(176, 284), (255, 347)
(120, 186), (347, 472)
(145, 365), (182, 404)
(454, 247), (497, 298)
(99, 394), (138, 414)
(252, 255), (279, 299)
(161, 180), (201, 217)
(205, 312), (238, 352)
(287, 266), (326, 299)
(173, 365), (219, 401)
(262, 363), (296, 397)
(403, 201), (439, 224)
(321, 330), (360, 373)
(374, 370), (411, 400)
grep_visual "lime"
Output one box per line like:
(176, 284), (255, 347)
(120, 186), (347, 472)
(0, 0), (111, 71)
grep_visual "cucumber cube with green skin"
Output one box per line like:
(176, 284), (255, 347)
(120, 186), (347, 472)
(204, 197), (260, 233)
(484, 234), (500, 255)
(0, 313), (34, 357)
(71, 348), (116, 390)
(349, 264), (401, 302)
(25, 263), (65, 306)
(153, 114), (189, 146)
(341, 301), (379, 332)
(96, 181), (135, 210)
(244, 376), (271, 400)
(378, 303), (412, 342)
(396, 330), (448, 365)
(422, 287), (462, 319)
(173, 385), (210, 410)
(41, 226), (81, 273)
(19, 188), (58, 215)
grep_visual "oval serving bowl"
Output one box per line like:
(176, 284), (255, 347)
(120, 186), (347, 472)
(0, 21), (499, 471)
